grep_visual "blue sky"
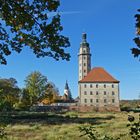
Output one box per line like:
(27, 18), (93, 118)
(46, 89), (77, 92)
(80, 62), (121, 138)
(0, 0), (140, 100)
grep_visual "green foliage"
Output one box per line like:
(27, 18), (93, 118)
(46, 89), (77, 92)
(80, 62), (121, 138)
(127, 115), (140, 140)
(0, 0), (70, 64)
(24, 71), (48, 106)
(0, 78), (20, 111)
(79, 125), (120, 140)
(65, 111), (78, 118)
(79, 125), (99, 140)
(0, 127), (7, 139)
(131, 9), (140, 59)
(42, 82), (60, 104)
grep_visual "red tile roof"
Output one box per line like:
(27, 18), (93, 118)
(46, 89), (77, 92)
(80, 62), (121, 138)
(79, 67), (119, 83)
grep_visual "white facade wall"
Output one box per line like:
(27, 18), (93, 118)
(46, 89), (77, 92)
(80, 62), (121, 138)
(79, 82), (120, 107)
(78, 48), (91, 81)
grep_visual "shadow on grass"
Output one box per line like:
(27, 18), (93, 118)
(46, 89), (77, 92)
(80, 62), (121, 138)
(0, 112), (115, 125)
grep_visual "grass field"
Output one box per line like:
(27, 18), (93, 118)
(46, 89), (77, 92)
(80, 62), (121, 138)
(1, 111), (139, 140)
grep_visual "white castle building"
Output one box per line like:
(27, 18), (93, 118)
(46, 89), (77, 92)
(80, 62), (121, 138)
(78, 33), (120, 111)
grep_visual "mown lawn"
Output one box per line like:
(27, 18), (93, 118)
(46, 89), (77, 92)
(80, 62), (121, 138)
(1, 111), (139, 140)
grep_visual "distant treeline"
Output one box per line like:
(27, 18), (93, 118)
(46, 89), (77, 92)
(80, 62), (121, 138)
(120, 100), (140, 112)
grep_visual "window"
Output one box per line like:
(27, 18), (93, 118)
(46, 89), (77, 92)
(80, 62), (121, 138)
(104, 91), (106, 95)
(84, 91), (87, 95)
(112, 91), (115, 95)
(85, 99), (87, 103)
(112, 99), (115, 103)
(104, 99), (107, 103)
(96, 99), (99, 103)
(84, 57), (86, 60)
(90, 84), (92, 88)
(90, 91), (93, 95)
(84, 70), (86, 73)
(90, 99), (93, 103)
(83, 50), (86, 53)
(84, 84), (86, 88)
(96, 84), (98, 88)
(96, 91), (99, 95)
(112, 84), (114, 88)
(84, 63), (86, 66)
(104, 84), (106, 88)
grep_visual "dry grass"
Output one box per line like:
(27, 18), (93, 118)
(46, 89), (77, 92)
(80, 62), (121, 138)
(3, 111), (139, 140)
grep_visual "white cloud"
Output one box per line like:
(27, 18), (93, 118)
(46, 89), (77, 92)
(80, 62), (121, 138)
(47, 11), (83, 18)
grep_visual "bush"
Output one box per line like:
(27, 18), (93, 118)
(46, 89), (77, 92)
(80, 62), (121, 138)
(65, 111), (78, 118)
(127, 114), (140, 140)
(79, 125), (120, 140)
(0, 127), (7, 139)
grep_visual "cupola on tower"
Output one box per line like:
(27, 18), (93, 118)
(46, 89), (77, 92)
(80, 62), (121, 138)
(78, 33), (91, 81)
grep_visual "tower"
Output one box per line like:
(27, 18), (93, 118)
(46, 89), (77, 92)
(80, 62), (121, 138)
(78, 33), (91, 81)
(63, 81), (72, 100)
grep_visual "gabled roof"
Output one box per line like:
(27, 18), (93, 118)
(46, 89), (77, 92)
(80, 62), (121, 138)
(79, 67), (119, 83)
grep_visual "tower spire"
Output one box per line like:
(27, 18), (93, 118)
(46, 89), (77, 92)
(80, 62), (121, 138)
(65, 80), (69, 90)
(82, 32), (87, 43)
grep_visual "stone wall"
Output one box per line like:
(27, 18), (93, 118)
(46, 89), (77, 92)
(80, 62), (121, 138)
(69, 105), (120, 112)
(30, 104), (120, 112)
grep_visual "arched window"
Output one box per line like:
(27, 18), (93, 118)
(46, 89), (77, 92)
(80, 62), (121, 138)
(96, 99), (99, 103)
(90, 99), (93, 103)
(96, 91), (99, 95)
(112, 99), (115, 103)
(112, 91), (115, 95)
(104, 99), (107, 103)
(84, 91), (87, 95)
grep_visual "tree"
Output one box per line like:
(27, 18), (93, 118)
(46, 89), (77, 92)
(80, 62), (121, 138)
(25, 71), (48, 105)
(0, 78), (20, 111)
(41, 82), (60, 104)
(131, 9), (140, 59)
(14, 88), (31, 110)
(0, 0), (70, 64)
